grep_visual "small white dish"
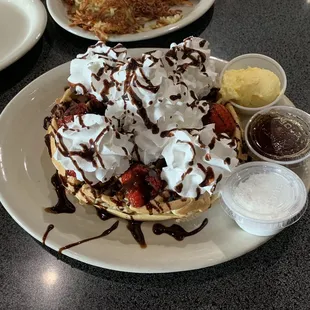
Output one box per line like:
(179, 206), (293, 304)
(0, 0), (47, 71)
(46, 0), (214, 42)
(221, 162), (307, 237)
(219, 54), (287, 115)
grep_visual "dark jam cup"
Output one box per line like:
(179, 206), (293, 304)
(245, 106), (310, 189)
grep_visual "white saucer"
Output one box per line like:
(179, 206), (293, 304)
(46, 0), (214, 42)
(0, 0), (47, 71)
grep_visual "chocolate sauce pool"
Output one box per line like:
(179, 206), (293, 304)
(45, 172), (76, 214)
(127, 220), (147, 248)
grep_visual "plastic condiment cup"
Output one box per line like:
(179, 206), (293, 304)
(220, 162), (307, 237)
(219, 54), (287, 115)
(245, 106), (310, 189)
(245, 106), (310, 164)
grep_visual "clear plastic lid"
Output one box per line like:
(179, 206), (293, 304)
(221, 162), (307, 234)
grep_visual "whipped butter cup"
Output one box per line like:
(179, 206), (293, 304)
(219, 54), (287, 115)
(220, 162), (307, 236)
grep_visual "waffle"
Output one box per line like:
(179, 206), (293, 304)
(45, 89), (246, 221)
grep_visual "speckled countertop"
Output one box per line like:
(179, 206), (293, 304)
(1, 0), (310, 309)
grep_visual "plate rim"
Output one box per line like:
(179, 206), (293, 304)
(46, 0), (215, 42)
(0, 0), (47, 71)
(0, 50), (288, 273)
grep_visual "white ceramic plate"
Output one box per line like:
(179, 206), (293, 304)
(46, 0), (214, 42)
(0, 49), (295, 273)
(0, 0), (47, 71)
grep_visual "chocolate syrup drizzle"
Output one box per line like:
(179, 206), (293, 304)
(153, 218), (208, 241)
(127, 220), (146, 248)
(44, 173), (209, 250)
(197, 163), (215, 187)
(95, 208), (147, 248)
(58, 221), (119, 253)
(45, 172), (76, 214)
(42, 224), (54, 245)
(42, 43), (224, 251)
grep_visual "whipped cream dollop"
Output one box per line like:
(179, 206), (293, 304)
(53, 114), (133, 184)
(161, 126), (238, 198)
(68, 37), (216, 129)
(54, 37), (239, 196)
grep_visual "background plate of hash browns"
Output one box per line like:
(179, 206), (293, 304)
(47, 0), (215, 42)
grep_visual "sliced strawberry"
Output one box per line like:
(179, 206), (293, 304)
(120, 163), (164, 208)
(66, 170), (76, 177)
(57, 115), (74, 127)
(146, 176), (163, 196)
(57, 103), (89, 127)
(64, 103), (88, 116)
(202, 104), (236, 137)
(120, 164), (149, 185)
(127, 189), (145, 208)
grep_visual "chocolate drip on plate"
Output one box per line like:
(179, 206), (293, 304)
(42, 224), (54, 245)
(59, 221), (119, 253)
(45, 172), (76, 214)
(153, 218), (208, 241)
(127, 220), (147, 248)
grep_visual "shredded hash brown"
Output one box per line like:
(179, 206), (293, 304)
(63, 0), (192, 41)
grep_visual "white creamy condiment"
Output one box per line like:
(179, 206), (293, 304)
(232, 173), (294, 220)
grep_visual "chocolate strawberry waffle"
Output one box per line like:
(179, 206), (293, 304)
(44, 37), (246, 221)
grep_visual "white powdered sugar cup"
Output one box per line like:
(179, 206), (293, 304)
(220, 162), (308, 236)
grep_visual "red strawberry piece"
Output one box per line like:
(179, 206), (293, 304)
(57, 115), (74, 127)
(64, 103), (88, 116)
(57, 103), (89, 127)
(120, 164), (149, 185)
(146, 176), (164, 197)
(120, 163), (164, 208)
(66, 170), (76, 177)
(126, 189), (145, 208)
(203, 104), (236, 137)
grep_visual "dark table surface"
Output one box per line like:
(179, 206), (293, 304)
(1, 0), (310, 309)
